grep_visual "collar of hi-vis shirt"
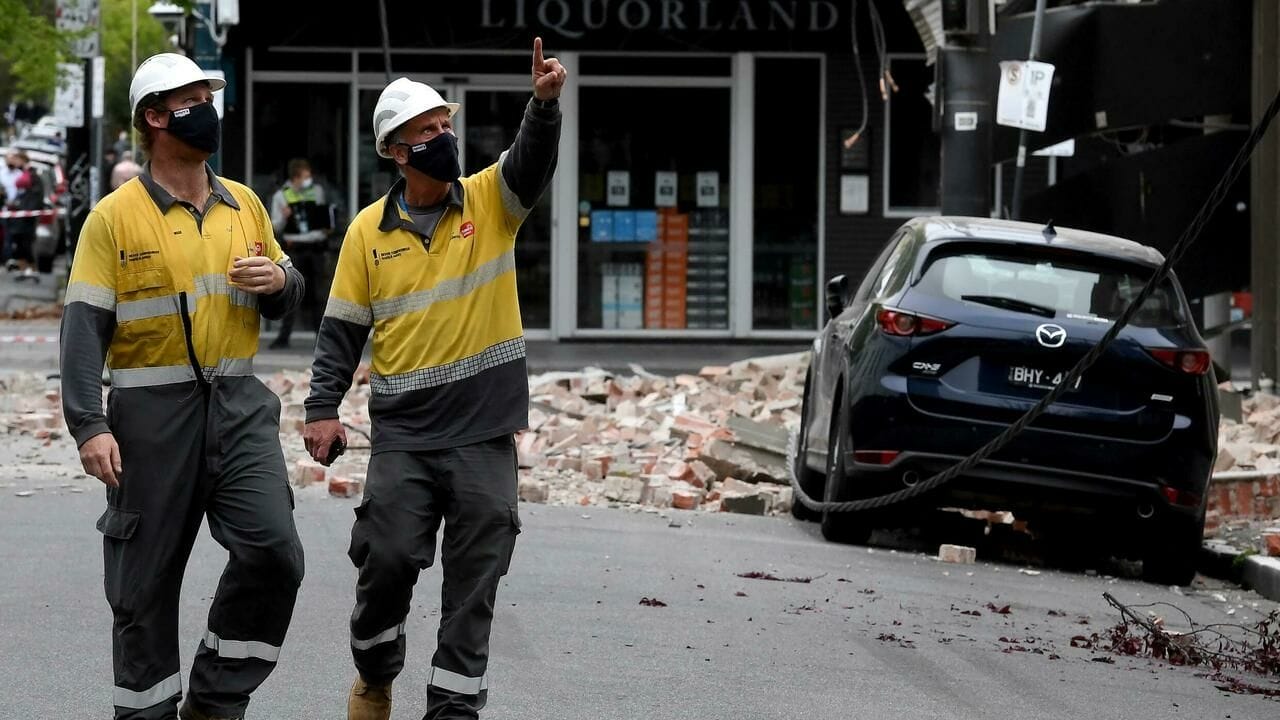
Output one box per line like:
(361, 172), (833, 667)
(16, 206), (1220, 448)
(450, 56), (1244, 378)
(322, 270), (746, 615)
(140, 162), (241, 228)
(378, 175), (464, 239)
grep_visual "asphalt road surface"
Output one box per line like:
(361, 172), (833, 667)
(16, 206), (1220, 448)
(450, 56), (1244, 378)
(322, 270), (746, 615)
(2, 460), (1277, 719)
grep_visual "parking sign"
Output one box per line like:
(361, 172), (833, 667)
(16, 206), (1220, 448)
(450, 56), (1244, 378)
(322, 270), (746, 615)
(996, 60), (1055, 132)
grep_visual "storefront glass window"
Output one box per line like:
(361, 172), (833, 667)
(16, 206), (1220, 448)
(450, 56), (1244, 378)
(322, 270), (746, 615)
(250, 82), (350, 217)
(577, 86), (732, 331)
(884, 55), (941, 214)
(461, 89), (553, 330)
(752, 57), (821, 331)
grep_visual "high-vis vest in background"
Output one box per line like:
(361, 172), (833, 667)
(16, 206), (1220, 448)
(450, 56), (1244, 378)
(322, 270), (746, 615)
(65, 176), (289, 388)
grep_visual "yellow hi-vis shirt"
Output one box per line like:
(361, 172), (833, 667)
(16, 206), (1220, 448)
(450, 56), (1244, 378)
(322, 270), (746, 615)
(64, 171), (290, 388)
(308, 162), (531, 452)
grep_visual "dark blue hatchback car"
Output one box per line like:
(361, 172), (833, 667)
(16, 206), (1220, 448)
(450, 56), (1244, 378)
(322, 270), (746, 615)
(794, 217), (1219, 585)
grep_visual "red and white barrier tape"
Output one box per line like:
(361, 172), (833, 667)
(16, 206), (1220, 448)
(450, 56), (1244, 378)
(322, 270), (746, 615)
(0, 335), (59, 344)
(0, 209), (59, 219)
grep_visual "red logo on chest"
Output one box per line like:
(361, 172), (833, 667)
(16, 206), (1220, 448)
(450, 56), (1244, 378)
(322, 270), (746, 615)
(460, 221), (476, 238)
(254, 241), (264, 256)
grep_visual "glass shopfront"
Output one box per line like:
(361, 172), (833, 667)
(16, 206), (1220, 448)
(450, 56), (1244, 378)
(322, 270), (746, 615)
(242, 47), (825, 339)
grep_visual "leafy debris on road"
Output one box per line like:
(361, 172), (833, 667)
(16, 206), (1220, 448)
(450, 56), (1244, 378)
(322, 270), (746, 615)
(986, 602), (1013, 615)
(735, 570), (819, 583)
(639, 597), (668, 607)
(876, 633), (916, 649)
(1074, 593), (1280, 697)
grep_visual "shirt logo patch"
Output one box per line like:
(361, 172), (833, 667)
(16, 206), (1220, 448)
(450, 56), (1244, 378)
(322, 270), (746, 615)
(460, 221), (476, 238)
(372, 246), (412, 268)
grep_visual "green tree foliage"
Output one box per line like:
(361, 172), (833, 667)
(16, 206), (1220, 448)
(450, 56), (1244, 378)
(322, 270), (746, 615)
(0, 0), (67, 101)
(102, 0), (171, 134)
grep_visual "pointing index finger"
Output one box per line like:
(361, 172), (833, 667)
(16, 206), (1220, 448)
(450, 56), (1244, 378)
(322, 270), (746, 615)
(533, 36), (544, 69)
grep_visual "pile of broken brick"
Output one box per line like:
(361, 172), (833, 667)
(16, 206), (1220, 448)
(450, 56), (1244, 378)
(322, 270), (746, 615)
(269, 353), (808, 516)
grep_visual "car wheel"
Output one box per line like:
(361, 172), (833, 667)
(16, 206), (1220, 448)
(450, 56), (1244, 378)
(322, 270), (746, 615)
(790, 370), (823, 522)
(820, 389), (873, 545)
(1141, 510), (1205, 586)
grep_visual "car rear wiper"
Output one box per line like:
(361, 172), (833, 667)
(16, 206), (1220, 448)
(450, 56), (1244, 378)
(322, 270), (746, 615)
(960, 294), (1056, 318)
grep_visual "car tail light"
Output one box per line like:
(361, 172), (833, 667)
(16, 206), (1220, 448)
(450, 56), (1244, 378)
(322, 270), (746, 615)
(1147, 348), (1211, 375)
(877, 308), (954, 337)
(1161, 486), (1202, 507)
(38, 212), (54, 226)
(853, 450), (900, 465)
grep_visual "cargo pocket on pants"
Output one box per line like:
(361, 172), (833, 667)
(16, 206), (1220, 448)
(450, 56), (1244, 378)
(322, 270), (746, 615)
(348, 498), (372, 568)
(96, 507), (140, 540)
(498, 504), (521, 576)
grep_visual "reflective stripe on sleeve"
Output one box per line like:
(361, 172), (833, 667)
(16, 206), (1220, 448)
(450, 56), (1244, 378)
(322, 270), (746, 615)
(65, 282), (117, 312)
(351, 621), (405, 651)
(325, 297), (374, 326)
(427, 666), (487, 695)
(203, 630), (282, 663)
(112, 672), (182, 709)
(497, 150), (532, 223)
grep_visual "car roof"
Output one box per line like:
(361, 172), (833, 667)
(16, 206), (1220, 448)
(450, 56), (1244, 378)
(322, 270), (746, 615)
(910, 216), (1166, 268)
(0, 146), (61, 166)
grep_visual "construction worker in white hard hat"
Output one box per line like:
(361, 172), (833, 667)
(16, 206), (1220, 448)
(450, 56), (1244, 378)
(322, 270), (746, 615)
(60, 52), (306, 720)
(302, 37), (566, 720)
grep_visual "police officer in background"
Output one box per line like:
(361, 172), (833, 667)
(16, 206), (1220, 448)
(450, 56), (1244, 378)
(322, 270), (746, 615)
(60, 53), (306, 720)
(269, 157), (330, 349)
(303, 37), (565, 720)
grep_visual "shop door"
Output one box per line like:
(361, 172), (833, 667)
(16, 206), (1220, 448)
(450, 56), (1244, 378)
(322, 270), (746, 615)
(458, 88), (553, 331)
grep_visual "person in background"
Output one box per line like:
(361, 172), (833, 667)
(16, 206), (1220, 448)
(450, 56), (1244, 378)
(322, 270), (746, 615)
(5, 151), (43, 273)
(268, 157), (330, 349)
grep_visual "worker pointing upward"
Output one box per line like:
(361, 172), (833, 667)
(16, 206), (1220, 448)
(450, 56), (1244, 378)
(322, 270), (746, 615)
(60, 52), (306, 720)
(304, 37), (565, 720)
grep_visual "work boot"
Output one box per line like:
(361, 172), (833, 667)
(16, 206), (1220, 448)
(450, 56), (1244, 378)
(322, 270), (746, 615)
(348, 676), (392, 720)
(178, 698), (241, 720)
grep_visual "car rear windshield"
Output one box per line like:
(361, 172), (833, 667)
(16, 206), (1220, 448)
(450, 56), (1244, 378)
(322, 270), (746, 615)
(916, 244), (1185, 328)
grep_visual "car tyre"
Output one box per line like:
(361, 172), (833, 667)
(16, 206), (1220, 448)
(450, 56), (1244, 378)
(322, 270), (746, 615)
(790, 370), (823, 522)
(820, 388), (873, 545)
(1141, 510), (1205, 587)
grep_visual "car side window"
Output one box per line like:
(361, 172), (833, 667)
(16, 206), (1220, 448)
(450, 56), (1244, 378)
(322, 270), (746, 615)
(855, 231), (907, 303)
(869, 233), (914, 300)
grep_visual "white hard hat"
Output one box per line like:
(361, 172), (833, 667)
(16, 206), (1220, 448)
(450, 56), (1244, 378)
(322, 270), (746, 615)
(373, 77), (460, 159)
(129, 53), (226, 115)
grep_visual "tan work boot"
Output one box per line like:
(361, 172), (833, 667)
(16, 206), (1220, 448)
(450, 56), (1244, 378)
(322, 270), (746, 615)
(348, 676), (393, 720)
(178, 699), (240, 720)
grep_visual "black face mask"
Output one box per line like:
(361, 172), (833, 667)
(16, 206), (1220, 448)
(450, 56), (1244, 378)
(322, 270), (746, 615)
(395, 133), (460, 182)
(165, 102), (220, 154)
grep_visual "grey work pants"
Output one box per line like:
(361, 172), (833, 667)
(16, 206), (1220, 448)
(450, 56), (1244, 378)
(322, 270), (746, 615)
(98, 377), (305, 720)
(348, 436), (521, 720)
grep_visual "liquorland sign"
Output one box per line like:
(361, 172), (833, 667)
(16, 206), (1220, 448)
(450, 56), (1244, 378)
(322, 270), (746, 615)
(475, 0), (848, 49)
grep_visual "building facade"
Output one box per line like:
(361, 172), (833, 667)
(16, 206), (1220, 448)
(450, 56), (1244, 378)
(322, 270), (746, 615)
(218, 0), (989, 340)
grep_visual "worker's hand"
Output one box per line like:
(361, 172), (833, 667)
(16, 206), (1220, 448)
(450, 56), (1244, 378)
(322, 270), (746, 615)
(304, 419), (347, 467)
(229, 256), (285, 295)
(80, 433), (122, 487)
(531, 37), (567, 101)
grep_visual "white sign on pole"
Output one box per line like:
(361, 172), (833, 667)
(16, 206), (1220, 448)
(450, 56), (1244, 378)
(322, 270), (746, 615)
(996, 60), (1055, 132)
(54, 63), (86, 128)
(57, 0), (100, 58)
(954, 111), (979, 131)
(91, 55), (105, 119)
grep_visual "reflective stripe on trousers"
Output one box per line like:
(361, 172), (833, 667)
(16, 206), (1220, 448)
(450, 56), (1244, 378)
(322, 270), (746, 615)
(428, 666), (488, 695)
(112, 673), (182, 710)
(351, 621), (406, 651)
(110, 358), (255, 388)
(203, 630), (282, 663)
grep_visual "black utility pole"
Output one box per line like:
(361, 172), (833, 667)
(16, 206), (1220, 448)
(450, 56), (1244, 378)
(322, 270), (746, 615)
(939, 0), (994, 216)
(1009, 0), (1048, 220)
